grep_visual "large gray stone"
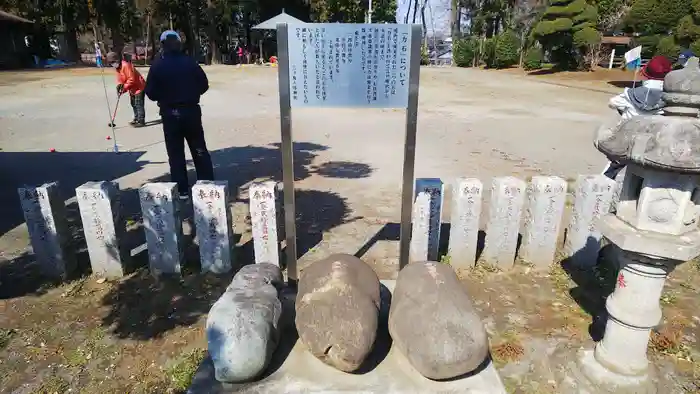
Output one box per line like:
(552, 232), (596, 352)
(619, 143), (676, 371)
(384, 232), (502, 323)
(206, 263), (283, 383)
(389, 261), (489, 380)
(295, 253), (380, 372)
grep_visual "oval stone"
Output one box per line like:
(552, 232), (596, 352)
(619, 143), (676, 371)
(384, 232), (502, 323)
(295, 254), (380, 372)
(207, 263), (283, 382)
(389, 261), (489, 380)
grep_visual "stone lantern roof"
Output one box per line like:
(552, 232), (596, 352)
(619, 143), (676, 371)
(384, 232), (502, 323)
(595, 58), (700, 174)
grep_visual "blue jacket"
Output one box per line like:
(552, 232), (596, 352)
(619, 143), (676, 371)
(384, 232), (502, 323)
(145, 51), (209, 113)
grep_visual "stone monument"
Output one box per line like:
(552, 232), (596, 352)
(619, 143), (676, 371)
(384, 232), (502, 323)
(561, 57), (700, 392)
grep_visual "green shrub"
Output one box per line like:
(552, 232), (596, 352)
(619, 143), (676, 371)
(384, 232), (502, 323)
(691, 40), (700, 56)
(633, 35), (661, 59)
(494, 31), (520, 68)
(533, 18), (574, 37)
(523, 47), (544, 70)
(482, 37), (497, 68)
(655, 36), (681, 61)
(573, 26), (601, 48)
(421, 44), (429, 65)
(453, 37), (478, 67)
(544, 0), (587, 17)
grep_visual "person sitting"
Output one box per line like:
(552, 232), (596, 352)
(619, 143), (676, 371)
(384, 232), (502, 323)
(603, 55), (672, 180)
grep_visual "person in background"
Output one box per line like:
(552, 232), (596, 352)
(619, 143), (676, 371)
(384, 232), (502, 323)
(95, 42), (103, 68)
(603, 55), (672, 180)
(676, 50), (695, 69)
(144, 30), (214, 200)
(106, 51), (146, 127)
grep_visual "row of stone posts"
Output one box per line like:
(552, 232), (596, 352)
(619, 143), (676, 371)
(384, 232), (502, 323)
(18, 180), (281, 279)
(19, 174), (615, 279)
(410, 175), (616, 270)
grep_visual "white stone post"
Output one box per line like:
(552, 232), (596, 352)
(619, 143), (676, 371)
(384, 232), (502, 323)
(76, 181), (129, 278)
(564, 175), (616, 268)
(249, 181), (280, 266)
(193, 181), (234, 274)
(139, 183), (184, 275)
(592, 248), (670, 377)
(520, 176), (567, 269)
(448, 178), (483, 269)
(18, 182), (74, 277)
(608, 48), (616, 69)
(414, 178), (444, 261)
(481, 177), (526, 270)
(410, 192), (431, 262)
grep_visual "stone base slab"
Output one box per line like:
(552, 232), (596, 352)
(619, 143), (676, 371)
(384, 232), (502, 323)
(555, 348), (658, 394)
(597, 215), (700, 261)
(188, 280), (506, 394)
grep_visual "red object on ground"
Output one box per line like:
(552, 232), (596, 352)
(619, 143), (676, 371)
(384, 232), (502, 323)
(270, 56), (277, 64)
(49, 148), (56, 152)
(106, 135), (112, 140)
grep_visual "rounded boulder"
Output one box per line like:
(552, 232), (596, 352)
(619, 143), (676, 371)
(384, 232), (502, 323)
(295, 254), (380, 372)
(207, 263), (283, 383)
(388, 261), (489, 380)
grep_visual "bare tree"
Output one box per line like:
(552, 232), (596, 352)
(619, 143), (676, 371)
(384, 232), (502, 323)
(599, 1), (632, 33)
(512, 0), (544, 66)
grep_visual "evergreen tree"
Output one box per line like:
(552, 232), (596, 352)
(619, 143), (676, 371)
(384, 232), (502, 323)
(532, 0), (600, 69)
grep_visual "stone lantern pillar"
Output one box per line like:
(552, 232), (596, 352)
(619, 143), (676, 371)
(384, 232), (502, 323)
(579, 58), (700, 391)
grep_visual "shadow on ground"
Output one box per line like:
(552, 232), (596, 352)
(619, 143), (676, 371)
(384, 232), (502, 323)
(96, 141), (370, 340)
(559, 234), (618, 341)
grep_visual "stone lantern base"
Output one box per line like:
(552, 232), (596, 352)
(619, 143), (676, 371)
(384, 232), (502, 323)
(555, 348), (659, 394)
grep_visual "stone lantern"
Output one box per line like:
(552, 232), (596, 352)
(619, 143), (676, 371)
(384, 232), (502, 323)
(574, 58), (700, 391)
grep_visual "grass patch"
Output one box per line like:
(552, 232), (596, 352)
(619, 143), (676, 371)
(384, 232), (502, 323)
(440, 255), (452, 265)
(0, 328), (16, 350)
(63, 327), (108, 368)
(33, 375), (69, 394)
(167, 348), (206, 391)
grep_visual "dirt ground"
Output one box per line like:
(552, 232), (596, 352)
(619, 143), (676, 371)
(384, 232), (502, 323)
(0, 65), (698, 393)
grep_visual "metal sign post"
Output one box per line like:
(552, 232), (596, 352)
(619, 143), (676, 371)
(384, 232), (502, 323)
(276, 22), (422, 284)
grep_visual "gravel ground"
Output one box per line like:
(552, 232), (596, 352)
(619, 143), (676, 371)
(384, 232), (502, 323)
(6, 66), (697, 394)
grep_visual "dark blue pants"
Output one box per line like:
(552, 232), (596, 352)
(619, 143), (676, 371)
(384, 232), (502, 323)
(161, 107), (214, 196)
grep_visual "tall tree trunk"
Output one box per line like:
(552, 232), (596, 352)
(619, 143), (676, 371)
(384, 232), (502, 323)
(450, 0), (459, 39)
(412, 0), (419, 23)
(207, 0), (220, 64)
(404, 0), (412, 23)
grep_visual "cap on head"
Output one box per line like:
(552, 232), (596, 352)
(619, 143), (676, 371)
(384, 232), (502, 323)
(105, 51), (120, 64)
(641, 55), (673, 81)
(160, 30), (181, 43)
(678, 49), (695, 63)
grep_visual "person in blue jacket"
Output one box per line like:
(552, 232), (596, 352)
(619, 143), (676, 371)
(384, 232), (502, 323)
(145, 30), (214, 200)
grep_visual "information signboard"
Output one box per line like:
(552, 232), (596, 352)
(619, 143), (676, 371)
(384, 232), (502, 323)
(277, 23), (421, 283)
(286, 24), (412, 108)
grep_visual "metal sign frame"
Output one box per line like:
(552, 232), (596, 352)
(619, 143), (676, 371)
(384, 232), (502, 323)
(276, 22), (422, 284)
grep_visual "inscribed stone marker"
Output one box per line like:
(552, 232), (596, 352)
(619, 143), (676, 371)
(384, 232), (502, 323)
(139, 183), (184, 275)
(18, 182), (74, 277)
(76, 181), (129, 278)
(249, 181), (280, 266)
(448, 178), (483, 270)
(193, 181), (234, 273)
(286, 24), (413, 108)
(520, 176), (567, 269)
(481, 177), (526, 270)
(410, 192), (431, 262)
(564, 175), (616, 268)
(414, 178), (444, 261)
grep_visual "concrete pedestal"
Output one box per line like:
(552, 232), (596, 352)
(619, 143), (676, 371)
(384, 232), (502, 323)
(188, 280), (507, 394)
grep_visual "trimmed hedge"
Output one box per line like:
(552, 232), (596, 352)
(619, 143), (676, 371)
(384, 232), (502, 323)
(453, 37), (479, 67)
(523, 47), (544, 70)
(494, 31), (520, 68)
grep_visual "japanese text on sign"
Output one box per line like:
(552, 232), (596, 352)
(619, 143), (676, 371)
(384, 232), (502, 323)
(286, 24), (412, 108)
